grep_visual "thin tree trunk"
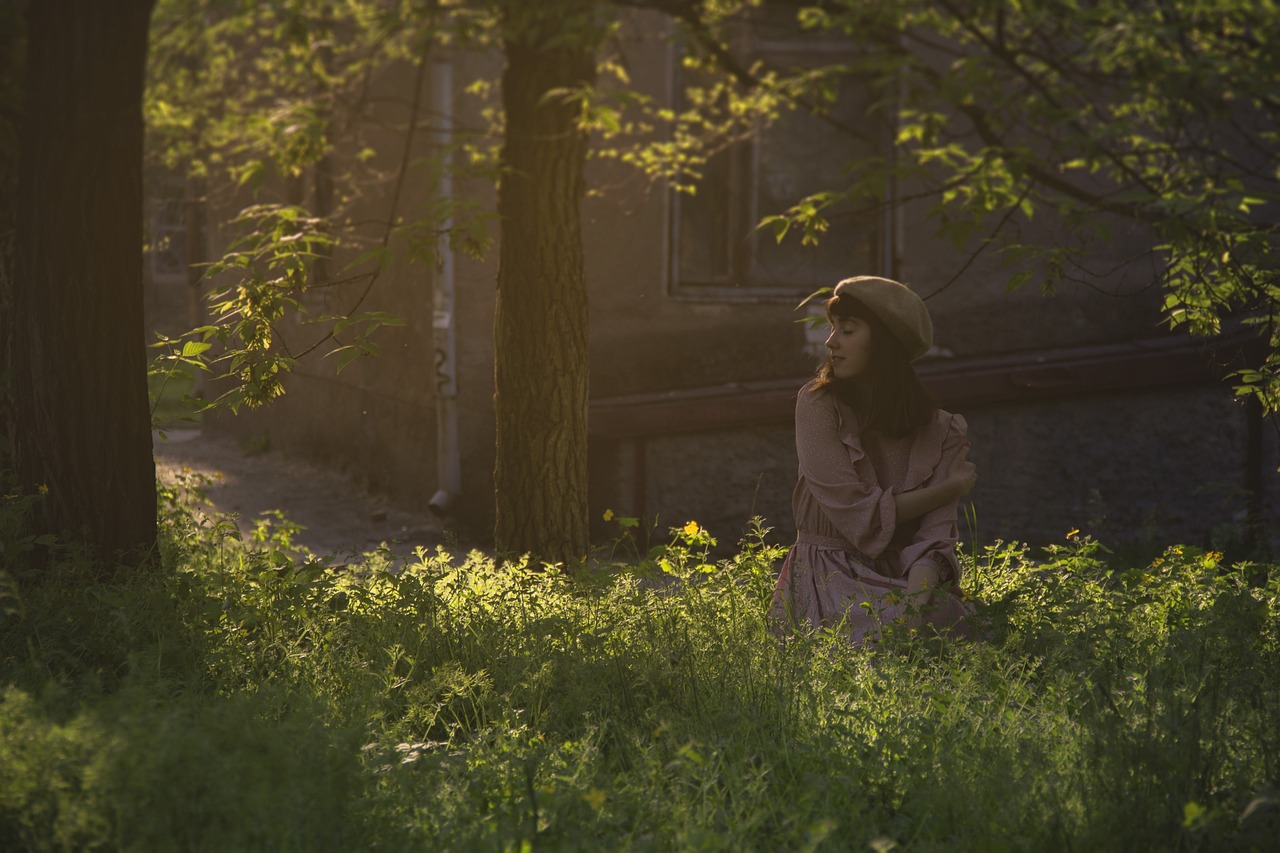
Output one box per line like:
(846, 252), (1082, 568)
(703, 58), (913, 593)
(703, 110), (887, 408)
(10, 0), (157, 567)
(185, 175), (207, 398)
(493, 4), (599, 564)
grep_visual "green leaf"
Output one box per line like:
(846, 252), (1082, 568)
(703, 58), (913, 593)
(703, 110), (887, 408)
(181, 340), (213, 358)
(1006, 270), (1034, 292)
(333, 347), (362, 373)
(796, 286), (833, 310)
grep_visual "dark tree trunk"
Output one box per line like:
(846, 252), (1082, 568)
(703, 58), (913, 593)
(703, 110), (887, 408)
(493, 4), (599, 564)
(8, 0), (157, 566)
(0, 0), (23, 459)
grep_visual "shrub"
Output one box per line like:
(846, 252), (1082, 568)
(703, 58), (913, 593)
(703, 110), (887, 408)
(1, 485), (1277, 850)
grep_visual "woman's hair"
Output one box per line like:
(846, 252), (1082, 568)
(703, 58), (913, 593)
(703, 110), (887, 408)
(811, 291), (936, 437)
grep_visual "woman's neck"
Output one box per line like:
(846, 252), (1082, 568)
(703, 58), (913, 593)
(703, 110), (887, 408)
(846, 378), (872, 411)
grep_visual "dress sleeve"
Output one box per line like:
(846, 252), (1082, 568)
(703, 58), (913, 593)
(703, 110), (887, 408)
(794, 387), (898, 558)
(899, 413), (968, 583)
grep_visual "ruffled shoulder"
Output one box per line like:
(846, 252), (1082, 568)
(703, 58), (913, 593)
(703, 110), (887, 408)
(832, 398), (869, 464)
(903, 409), (967, 491)
(795, 382), (866, 466)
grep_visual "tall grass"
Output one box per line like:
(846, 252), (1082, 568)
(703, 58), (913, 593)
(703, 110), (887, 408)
(1, 476), (1277, 850)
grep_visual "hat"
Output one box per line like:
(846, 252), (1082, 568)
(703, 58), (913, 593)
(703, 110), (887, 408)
(832, 276), (933, 362)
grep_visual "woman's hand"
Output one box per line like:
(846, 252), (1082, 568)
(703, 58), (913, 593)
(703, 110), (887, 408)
(947, 444), (977, 498)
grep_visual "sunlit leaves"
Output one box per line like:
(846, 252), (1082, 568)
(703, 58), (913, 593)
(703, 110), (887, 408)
(144, 1), (501, 421)
(149, 203), (335, 411)
(761, 192), (836, 246)
(320, 310), (406, 373)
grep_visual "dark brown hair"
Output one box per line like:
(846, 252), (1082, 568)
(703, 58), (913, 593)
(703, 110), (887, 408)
(811, 292), (936, 437)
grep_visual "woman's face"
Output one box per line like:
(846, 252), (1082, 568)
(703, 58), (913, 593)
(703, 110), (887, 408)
(826, 315), (873, 381)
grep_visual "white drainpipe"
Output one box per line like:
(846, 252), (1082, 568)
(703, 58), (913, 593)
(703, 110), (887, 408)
(428, 61), (461, 516)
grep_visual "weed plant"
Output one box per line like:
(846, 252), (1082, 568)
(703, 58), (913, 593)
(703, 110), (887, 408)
(1, 479), (1277, 850)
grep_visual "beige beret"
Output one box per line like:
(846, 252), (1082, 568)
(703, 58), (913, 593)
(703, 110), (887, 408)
(832, 276), (933, 362)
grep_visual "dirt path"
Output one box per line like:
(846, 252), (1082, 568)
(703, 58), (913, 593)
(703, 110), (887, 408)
(153, 428), (445, 564)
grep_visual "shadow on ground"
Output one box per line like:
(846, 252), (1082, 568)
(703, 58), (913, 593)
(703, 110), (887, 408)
(153, 428), (445, 563)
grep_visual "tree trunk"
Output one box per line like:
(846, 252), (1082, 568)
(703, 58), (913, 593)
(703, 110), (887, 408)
(8, 0), (157, 567)
(493, 4), (599, 565)
(185, 175), (207, 399)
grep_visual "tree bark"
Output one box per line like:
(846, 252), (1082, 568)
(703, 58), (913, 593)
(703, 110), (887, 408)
(493, 3), (599, 564)
(8, 0), (157, 567)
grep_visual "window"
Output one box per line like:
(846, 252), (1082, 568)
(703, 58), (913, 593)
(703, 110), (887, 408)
(670, 25), (890, 300)
(147, 176), (189, 285)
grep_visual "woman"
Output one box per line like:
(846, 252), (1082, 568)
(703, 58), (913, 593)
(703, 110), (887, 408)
(770, 276), (977, 644)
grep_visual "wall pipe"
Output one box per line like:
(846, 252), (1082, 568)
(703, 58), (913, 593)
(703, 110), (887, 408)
(428, 61), (461, 516)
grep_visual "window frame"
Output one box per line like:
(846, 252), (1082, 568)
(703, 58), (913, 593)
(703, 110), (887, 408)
(146, 174), (190, 286)
(666, 32), (897, 303)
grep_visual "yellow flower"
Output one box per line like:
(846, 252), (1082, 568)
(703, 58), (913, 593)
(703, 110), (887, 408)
(683, 520), (699, 536)
(37, 483), (49, 495)
(602, 508), (614, 522)
(583, 788), (606, 811)
(1066, 528), (1079, 538)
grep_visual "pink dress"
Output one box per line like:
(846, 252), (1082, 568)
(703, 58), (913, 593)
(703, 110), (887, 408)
(770, 382), (972, 644)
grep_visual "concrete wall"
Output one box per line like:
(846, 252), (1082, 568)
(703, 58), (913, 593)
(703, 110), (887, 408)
(597, 381), (1278, 559)
(203, 49), (504, 541)
(965, 383), (1274, 550)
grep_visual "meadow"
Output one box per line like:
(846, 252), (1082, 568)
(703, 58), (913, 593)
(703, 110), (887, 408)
(1, 474), (1277, 851)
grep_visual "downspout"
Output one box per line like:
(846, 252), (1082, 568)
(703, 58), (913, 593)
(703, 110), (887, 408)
(882, 62), (905, 280)
(428, 61), (461, 516)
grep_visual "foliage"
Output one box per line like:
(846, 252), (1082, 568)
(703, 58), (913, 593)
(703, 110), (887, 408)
(145, 0), (493, 413)
(759, 0), (1280, 410)
(141, 0), (918, 418)
(582, 6), (813, 195)
(2, 480), (1278, 849)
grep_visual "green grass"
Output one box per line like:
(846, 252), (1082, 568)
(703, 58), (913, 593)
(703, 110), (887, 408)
(1, 476), (1277, 850)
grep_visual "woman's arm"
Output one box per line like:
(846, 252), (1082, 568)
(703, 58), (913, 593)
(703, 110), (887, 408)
(901, 422), (977, 613)
(893, 443), (976, 523)
(794, 388), (899, 556)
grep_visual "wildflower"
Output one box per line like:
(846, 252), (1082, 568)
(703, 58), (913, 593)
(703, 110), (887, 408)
(37, 483), (49, 495)
(683, 520), (700, 536)
(1066, 528), (1079, 538)
(583, 788), (606, 811)
(602, 508), (614, 522)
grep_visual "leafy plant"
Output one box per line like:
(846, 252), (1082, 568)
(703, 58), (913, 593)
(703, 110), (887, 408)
(2, 484), (1277, 849)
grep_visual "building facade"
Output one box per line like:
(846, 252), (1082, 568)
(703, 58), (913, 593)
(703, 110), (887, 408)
(149, 10), (1278, 559)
